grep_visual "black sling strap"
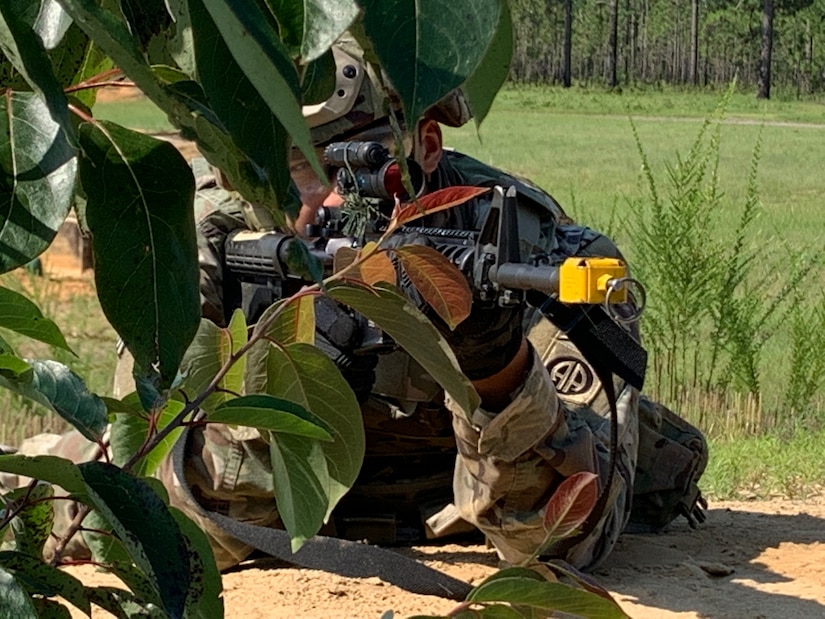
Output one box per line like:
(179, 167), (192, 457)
(532, 295), (647, 554)
(171, 430), (473, 600)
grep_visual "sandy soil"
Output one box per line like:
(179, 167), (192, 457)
(58, 496), (825, 619)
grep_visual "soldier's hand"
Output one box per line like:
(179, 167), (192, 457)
(388, 232), (524, 381)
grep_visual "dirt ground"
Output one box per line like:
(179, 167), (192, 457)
(57, 496), (825, 619)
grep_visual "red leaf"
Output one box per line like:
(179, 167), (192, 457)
(543, 471), (600, 542)
(394, 245), (472, 329)
(390, 186), (491, 228)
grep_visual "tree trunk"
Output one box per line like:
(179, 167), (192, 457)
(607, 0), (619, 87)
(757, 0), (775, 99)
(563, 0), (573, 87)
(689, 0), (700, 85)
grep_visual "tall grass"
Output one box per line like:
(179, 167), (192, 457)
(621, 91), (825, 439)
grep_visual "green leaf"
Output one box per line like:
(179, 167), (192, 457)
(300, 49), (336, 104)
(285, 239), (325, 283)
(210, 394), (333, 441)
(178, 312), (247, 414)
(82, 510), (133, 567)
(0, 91), (77, 273)
(358, 0), (500, 124)
(467, 577), (629, 618)
(251, 296), (316, 345)
(269, 432), (330, 551)
(109, 400), (186, 477)
(474, 606), (522, 618)
(266, 0), (359, 62)
(10, 1), (72, 51)
(542, 559), (620, 604)
(245, 342), (364, 520)
(100, 394), (145, 415)
(32, 598), (73, 619)
(0, 550), (91, 615)
(188, 0), (293, 223)
(474, 566), (548, 587)
(196, 0), (324, 179)
(118, 0), (172, 50)
(105, 561), (163, 610)
(170, 507), (224, 619)
(464, 0), (512, 127)
(0, 565), (38, 618)
(0, 353), (32, 380)
(327, 281), (479, 416)
(0, 286), (72, 351)
(79, 462), (191, 619)
(0, 359), (107, 442)
(0, 332), (14, 354)
(59, 0), (289, 219)
(78, 121), (200, 390)
(0, 455), (85, 495)
(0, 5), (74, 146)
(6, 483), (54, 558)
(86, 586), (167, 619)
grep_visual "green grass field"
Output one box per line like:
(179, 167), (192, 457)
(5, 86), (823, 499)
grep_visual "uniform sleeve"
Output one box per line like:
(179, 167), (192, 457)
(194, 191), (248, 327)
(444, 217), (642, 571)
(445, 345), (637, 570)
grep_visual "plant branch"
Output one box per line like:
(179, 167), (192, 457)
(122, 287), (324, 471)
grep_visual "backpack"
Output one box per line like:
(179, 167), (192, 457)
(628, 396), (709, 531)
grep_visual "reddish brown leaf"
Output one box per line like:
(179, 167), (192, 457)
(394, 245), (471, 329)
(355, 250), (397, 286)
(543, 471), (599, 542)
(390, 186), (491, 229)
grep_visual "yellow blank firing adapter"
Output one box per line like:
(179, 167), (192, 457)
(559, 257), (629, 304)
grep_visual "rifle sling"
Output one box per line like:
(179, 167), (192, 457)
(170, 299), (645, 598)
(171, 428), (473, 601)
(534, 295), (647, 554)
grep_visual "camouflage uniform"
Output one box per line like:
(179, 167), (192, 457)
(3, 150), (705, 574)
(140, 149), (641, 571)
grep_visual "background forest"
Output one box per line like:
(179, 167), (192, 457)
(509, 0), (825, 97)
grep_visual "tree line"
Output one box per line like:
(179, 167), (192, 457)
(510, 0), (825, 97)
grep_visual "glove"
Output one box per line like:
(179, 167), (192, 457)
(388, 231), (524, 381)
(314, 295), (378, 402)
(435, 297), (523, 381)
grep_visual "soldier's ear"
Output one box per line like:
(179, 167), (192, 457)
(415, 119), (443, 174)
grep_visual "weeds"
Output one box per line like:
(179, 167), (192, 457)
(623, 90), (825, 439)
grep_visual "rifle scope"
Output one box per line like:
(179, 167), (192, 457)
(324, 141), (425, 202)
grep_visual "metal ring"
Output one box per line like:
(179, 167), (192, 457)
(604, 277), (646, 324)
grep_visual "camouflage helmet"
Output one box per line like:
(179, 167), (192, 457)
(303, 36), (472, 146)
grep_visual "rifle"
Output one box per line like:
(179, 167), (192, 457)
(224, 141), (646, 386)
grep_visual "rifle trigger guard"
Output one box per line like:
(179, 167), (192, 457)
(604, 277), (646, 324)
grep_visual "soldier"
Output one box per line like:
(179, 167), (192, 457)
(5, 37), (707, 578)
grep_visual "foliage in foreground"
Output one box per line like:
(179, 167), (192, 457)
(0, 1), (626, 617)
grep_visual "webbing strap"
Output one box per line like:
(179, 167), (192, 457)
(535, 296), (647, 554)
(171, 429), (473, 601)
